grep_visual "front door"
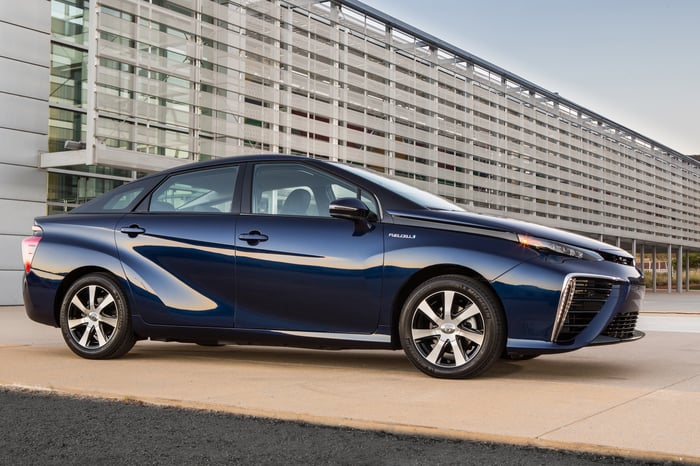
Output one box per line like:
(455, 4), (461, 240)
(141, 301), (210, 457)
(234, 162), (384, 333)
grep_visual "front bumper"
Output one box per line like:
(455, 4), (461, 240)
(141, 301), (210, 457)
(590, 282), (645, 345)
(552, 275), (645, 345)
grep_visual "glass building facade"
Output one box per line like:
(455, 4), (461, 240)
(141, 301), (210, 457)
(43, 0), (699, 281)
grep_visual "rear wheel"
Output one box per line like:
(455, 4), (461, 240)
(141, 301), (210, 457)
(399, 275), (505, 379)
(59, 273), (136, 359)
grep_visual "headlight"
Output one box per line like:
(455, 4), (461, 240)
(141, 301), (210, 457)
(518, 234), (603, 261)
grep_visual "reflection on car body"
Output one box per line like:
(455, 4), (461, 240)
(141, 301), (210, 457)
(22, 155), (645, 378)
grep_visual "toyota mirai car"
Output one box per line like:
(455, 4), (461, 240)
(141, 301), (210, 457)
(22, 154), (645, 378)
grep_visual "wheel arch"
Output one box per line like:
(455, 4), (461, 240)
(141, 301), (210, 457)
(390, 264), (505, 348)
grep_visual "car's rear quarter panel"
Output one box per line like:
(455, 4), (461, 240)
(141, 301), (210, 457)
(23, 215), (126, 326)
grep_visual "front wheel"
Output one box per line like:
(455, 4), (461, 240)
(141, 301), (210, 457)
(59, 273), (136, 359)
(399, 275), (505, 379)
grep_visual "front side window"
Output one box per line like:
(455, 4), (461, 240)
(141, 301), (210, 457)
(252, 163), (378, 217)
(149, 166), (238, 213)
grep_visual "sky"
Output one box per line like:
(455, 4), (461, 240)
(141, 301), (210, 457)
(364, 0), (700, 156)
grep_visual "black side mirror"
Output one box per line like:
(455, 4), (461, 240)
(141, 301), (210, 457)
(329, 197), (375, 235)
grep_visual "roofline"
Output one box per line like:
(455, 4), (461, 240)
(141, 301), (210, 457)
(335, 0), (698, 167)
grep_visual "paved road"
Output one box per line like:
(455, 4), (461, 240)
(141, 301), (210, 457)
(0, 388), (665, 465)
(2, 303), (699, 464)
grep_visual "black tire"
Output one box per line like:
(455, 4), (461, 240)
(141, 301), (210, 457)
(59, 273), (136, 359)
(399, 275), (505, 379)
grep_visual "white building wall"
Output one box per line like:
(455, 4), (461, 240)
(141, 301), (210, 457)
(0, 0), (50, 305)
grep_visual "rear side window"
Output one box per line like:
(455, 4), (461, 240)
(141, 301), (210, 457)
(149, 166), (238, 213)
(71, 178), (157, 213)
(102, 187), (145, 210)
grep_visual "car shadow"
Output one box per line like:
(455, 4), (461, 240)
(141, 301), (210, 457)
(128, 341), (418, 375)
(489, 356), (646, 384)
(124, 341), (645, 383)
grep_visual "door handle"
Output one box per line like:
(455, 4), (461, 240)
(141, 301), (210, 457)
(120, 225), (146, 238)
(238, 231), (268, 245)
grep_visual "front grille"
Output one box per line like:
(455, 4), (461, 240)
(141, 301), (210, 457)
(554, 277), (614, 343)
(602, 310), (639, 339)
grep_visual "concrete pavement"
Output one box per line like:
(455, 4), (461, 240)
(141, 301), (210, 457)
(1, 298), (699, 464)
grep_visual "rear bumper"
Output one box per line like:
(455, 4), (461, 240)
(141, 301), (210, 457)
(23, 273), (59, 327)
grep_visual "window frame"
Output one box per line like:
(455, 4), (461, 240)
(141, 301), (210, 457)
(246, 162), (379, 219)
(138, 165), (242, 214)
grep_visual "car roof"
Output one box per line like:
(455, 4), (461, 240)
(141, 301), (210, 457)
(157, 154), (315, 177)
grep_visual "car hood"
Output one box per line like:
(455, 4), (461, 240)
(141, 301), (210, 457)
(388, 209), (632, 258)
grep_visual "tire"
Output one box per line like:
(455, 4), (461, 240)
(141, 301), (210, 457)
(59, 273), (136, 359)
(399, 275), (505, 379)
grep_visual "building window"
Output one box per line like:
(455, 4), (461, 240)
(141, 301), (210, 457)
(50, 43), (87, 108)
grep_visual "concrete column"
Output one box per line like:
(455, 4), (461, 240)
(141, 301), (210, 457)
(652, 246), (657, 292)
(667, 244), (673, 293)
(677, 245), (683, 293)
(686, 250), (691, 292)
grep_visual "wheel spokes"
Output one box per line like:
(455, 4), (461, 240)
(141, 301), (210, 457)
(94, 294), (115, 314)
(70, 295), (89, 316)
(93, 323), (108, 347)
(87, 285), (98, 311)
(425, 337), (449, 364)
(442, 290), (455, 319)
(451, 337), (467, 366)
(67, 316), (90, 330)
(412, 328), (441, 340)
(417, 300), (442, 326)
(455, 327), (484, 346)
(69, 284), (117, 349)
(452, 303), (480, 326)
(78, 323), (94, 347)
(412, 289), (485, 368)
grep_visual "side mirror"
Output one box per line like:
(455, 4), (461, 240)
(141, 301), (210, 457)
(329, 198), (375, 235)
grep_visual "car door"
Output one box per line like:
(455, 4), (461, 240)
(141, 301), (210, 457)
(116, 164), (240, 327)
(234, 162), (384, 333)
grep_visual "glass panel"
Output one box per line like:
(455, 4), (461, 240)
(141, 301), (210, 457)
(48, 107), (86, 153)
(59, 164), (133, 178)
(252, 163), (378, 217)
(150, 166), (239, 213)
(50, 43), (88, 108)
(51, 0), (88, 45)
(47, 172), (128, 207)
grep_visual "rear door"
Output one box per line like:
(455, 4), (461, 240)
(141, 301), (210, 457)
(116, 164), (240, 327)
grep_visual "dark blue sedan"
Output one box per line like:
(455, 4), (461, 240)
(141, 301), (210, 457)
(22, 155), (645, 378)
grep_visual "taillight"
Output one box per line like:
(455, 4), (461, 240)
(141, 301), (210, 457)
(21, 226), (42, 273)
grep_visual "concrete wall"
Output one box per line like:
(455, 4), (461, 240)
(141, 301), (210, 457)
(0, 0), (50, 305)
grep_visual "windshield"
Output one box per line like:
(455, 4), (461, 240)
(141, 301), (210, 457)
(336, 164), (464, 211)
